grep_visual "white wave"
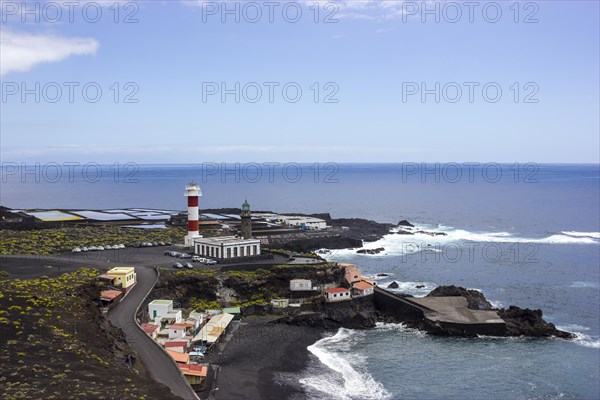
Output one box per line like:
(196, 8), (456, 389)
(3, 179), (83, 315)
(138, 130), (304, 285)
(366, 273), (395, 281)
(555, 325), (600, 349)
(572, 333), (600, 349)
(556, 324), (591, 332)
(569, 281), (600, 289)
(380, 280), (436, 297)
(321, 225), (599, 259)
(488, 300), (504, 309)
(562, 231), (600, 239)
(302, 328), (391, 400)
(374, 322), (427, 337)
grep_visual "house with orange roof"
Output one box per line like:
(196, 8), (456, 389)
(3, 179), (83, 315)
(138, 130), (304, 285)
(325, 287), (351, 302)
(166, 349), (189, 365)
(179, 364), (208, 390)
(339, 263), (362, 285)
(352, 281), (374, 297)
(360, 276), (377, 286)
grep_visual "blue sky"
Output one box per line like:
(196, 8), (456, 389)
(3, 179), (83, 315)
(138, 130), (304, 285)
(1, 0), (599, 163)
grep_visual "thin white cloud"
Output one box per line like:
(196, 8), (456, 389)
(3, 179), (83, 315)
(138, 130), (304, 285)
(0, 30), (99, 76)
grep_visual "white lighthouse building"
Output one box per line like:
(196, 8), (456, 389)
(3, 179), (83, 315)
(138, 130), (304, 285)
(184, 182), (202, 246)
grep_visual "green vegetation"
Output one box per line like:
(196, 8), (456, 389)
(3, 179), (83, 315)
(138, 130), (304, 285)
(152, 263), (343, 316)
(189, 299), (221, 311)
(0, 226), (186, 256)
(0, 269), (179, 400)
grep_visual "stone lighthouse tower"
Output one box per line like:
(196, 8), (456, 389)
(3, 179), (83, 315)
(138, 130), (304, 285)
(240, 199), (252, 239)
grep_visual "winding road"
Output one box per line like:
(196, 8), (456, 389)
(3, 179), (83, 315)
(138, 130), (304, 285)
(3, 252), (198, 400)
(107, 265), (198, 400)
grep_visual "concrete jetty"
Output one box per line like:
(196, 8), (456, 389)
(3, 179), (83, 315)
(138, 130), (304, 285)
(374, 287), (506, 336)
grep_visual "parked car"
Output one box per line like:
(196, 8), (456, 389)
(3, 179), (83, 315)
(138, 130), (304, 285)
(185, 262), (194, 269)
(179, 253), (192, 259)
(97, 246), (105, 251)
(82, 247), (89, 252)
(72, 248), (81, 253)
(192, 256), (203, 262)
(164, 251), (172, 256)
(118, 244), (125, 249)
(205, 259), (217, 265)
(173, 262), (183, 269)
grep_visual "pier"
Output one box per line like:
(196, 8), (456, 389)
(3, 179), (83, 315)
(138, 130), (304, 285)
(374, 287), (506, 336)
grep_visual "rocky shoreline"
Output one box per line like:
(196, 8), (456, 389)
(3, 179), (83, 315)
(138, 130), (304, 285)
(279, 285), (575, 339)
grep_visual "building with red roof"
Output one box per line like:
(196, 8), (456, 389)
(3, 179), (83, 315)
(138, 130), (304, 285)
(325, 287), (351, 302)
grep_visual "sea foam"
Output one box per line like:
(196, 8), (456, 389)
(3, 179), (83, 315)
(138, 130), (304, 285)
(301, 328), (391, 400)
(320, 224), (599, 259)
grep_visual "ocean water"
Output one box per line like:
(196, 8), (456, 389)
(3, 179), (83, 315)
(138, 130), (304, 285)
(2, 163), (599, 399)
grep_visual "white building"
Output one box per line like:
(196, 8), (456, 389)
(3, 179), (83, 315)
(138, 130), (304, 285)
(192, 313), (235, 345)
(163, 309), (183, 325)
(325, 288), (351, 302)
(271, 299), (289, 308)
(253, 213), (327, 230)
(282, 216), (327, 230)
(290, 279), (312, 291)
(193, 236), (261, 259)
(148, 299), (173, 321)
(352, 281), (374, 297)
(167, 324), (188, 339)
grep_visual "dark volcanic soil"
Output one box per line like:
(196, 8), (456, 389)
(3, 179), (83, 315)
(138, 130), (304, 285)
(0, 270), (179, 400)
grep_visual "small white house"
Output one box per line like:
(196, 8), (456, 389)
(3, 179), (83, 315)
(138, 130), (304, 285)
(352, 281), (374, 297)
(325, 288), (351, 302)
(271, 299), (289, 308)
(290, 279), (312, 291)
(148, 299), (173, 321)
(167, 324), (188, 339)
(158, 309), (183, 326)
(188, 310), (206, 324)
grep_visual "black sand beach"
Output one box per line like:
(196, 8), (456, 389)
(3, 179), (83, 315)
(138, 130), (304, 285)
(208, 317), (326, 400)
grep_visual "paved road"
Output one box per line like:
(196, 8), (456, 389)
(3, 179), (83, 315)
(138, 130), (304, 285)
(107, 265), (198, 400)
(3, 255), (197, 400)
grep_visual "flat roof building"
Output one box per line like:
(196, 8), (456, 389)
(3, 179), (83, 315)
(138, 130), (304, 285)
(290, 279), (313, 291)
(193, 236), (261, 260)
(192, 313), (235, 345)
(106, 267), (136, 292)
(325, 288), (351, 302)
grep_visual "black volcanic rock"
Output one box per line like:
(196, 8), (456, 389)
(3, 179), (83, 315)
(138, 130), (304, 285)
(280, 296), (376, 329)
(498, 306), (575, 338)
(415, 230), (447, 237)
(398, 219), (414, 227)
(425, 286), (575, 338)
(427, 285), (493, 310)
(387, 281), (400, 289)
(356, 247), (385, 255)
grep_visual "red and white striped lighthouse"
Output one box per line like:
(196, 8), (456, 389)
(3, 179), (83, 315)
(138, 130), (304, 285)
(184, 182), (201, 246)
